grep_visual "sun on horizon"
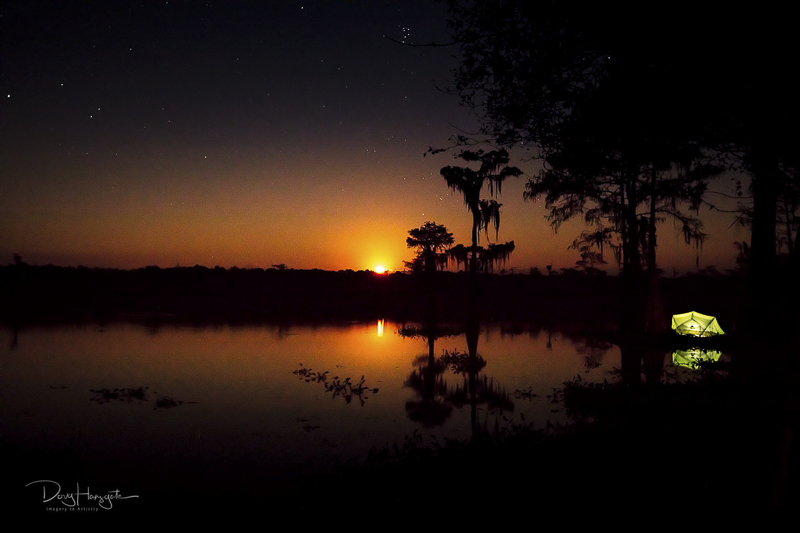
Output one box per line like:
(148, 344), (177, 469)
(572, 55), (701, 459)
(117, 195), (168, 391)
(373, 265), (386, 274)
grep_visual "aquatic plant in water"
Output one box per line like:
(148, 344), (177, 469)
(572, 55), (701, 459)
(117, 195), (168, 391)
(89, 387), (149, 404)
(293, 364), (379, 406)
(440, 349), (486, 375)
(89, 387), (192, 409)
(512, 387), (539, 401)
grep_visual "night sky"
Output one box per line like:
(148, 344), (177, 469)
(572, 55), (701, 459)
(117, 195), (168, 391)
(1, 1), (746, 273)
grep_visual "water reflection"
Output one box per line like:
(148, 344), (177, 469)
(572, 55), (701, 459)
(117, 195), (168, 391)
(397, 311), (516, 437)
(399, 322), (460, 428)
(0, 320), (631, 503)
(405, 353), (452, 427)
(672, 347), (722, 369)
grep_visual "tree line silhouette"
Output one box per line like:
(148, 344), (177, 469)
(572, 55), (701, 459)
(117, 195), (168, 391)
(0, 260), (741, 327)
(423, 1), (799, 341)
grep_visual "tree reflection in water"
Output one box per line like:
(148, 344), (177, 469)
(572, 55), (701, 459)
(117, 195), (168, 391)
(400, 319), (514, 437)
(399, 323), (460, 428)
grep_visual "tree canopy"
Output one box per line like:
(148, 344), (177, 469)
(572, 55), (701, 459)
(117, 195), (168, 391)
(442, 1), (800, 336)
(405, 221), (455, 273)
(439, 148), (521, 274)
(438, 1), (800, 335)
(443, 1), (740, 282)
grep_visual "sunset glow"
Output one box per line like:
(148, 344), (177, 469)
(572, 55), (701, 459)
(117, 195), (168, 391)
(1, 2), (791, 518)
(0, 1), (745, 274)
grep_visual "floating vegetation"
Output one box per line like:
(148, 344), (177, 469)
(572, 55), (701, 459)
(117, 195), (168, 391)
(440, 349), (486, 375)
(90, 387), (149, 404)
(547, 387), (563, 403)
(293, 364), (379, 406)
(583, 356), (601, 372)
(89, 387), (193, 409)
(154, 396), (189, 410)
(294, 416), (321, 431)
(512, 387), (539, 401)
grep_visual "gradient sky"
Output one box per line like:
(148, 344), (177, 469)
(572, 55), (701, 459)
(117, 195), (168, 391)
(1, 0), (748, 273)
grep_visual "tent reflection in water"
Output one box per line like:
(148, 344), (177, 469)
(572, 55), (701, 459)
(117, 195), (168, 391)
(671, 311), (725, 337)
(673, 348), (722, 369)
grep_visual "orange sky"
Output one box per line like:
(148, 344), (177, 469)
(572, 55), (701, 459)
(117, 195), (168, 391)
(0, 1), (747, 274)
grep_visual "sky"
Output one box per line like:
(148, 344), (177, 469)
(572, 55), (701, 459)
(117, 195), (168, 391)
(0, 0), (748, 273)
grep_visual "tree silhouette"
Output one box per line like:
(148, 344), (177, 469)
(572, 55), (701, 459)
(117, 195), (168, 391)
(478, 241), (515, 274)
(440, 1), (749, 335)
(440, 149), (521, 274)
(404, 221), (454, 273)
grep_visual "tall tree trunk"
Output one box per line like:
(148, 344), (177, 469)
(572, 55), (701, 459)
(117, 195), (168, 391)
(470, 205), (480, 276)
(622, 174), (645, 339)
(645, 164), (666, 335)
(783, 201), (793, 255)
(624, 177), (642, 281)
(618, 182), (629, 272)
(646, 164), (658, 279)
(793, 205), (800, 273)
(745, 141), (779, 338)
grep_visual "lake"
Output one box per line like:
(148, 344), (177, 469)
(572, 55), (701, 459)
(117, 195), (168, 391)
(1, 319), (721, 514)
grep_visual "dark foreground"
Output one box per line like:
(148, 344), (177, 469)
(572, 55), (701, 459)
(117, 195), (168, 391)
(5, 358), (798, 522)
(3, 264), (797, 521)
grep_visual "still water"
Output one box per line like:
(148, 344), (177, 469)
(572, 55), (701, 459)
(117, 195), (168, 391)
(0, 320), (709, 501)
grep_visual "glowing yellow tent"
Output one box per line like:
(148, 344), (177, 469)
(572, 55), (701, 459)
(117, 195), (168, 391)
(671, 311), (725, 337)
